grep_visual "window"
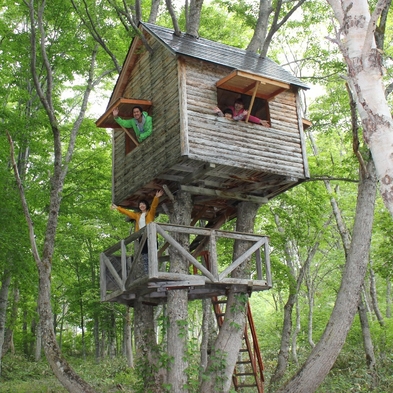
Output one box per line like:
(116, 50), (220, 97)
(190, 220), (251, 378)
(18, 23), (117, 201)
(216, 70), (291, 125)
(95, 98), (152, 154)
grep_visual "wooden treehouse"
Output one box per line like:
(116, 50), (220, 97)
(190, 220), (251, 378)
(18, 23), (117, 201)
(96, 22), (309, 392)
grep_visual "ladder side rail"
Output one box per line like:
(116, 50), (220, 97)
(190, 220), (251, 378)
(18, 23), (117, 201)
(247, 303), (265, 381)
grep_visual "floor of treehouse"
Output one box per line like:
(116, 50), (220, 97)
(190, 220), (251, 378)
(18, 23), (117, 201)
(103, 275), (271, 307)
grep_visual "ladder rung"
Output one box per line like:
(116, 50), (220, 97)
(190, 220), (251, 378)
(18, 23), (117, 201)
(237, 360), (251, 365)
(212, 299), (227, 304)
(234, 372), (254, 376)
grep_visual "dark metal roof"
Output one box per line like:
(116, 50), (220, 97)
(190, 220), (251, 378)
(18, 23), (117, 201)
(140, 22), (309, 90)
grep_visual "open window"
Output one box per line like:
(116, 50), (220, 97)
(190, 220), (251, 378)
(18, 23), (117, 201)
(216, 70), (291, 126)
(95, 97), (152, 154)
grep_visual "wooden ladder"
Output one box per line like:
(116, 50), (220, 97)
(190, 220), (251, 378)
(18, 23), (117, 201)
(211, 296), (265, 392)
(197, 251), (265, 392)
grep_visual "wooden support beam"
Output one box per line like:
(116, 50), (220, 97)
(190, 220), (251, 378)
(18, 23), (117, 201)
(182, 163), (215, 184)
(119, 124), (139, 147)
(180, 185), (268, 204)
(246, 81), (260, 123)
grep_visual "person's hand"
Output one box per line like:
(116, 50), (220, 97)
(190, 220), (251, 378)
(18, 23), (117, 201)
(260, 120), (270, 127)
(156, 189), (164, 198)
(111, 203), (118, 210)
(213, 107), (220, 113)
(112, 108), (119, 118)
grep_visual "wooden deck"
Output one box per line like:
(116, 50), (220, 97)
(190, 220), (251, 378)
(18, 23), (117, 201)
(100, 222), (272, 306)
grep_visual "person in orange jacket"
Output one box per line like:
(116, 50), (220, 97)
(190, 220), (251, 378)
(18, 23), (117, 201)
(111, 189), (163, 273)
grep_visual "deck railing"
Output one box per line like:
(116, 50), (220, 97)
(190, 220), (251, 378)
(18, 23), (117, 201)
(100, 222), (272, 302)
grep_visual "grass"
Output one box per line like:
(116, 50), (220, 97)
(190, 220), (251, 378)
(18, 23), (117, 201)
(0, 354), (137, 393)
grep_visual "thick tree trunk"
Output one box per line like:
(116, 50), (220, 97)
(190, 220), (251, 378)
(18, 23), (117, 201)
(124, 307), (133, 368)
(327, 0), (393, 216)
(167, 191), (192, 392)
(275, 160), (377, 393)
(200, 201), (260, 393)
(134, 299), (165, 391)
(186, 0), (204, 37)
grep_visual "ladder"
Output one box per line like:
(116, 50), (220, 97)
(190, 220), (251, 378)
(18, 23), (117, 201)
(211, 297), (265, 392)
(198, 251), (264, 392)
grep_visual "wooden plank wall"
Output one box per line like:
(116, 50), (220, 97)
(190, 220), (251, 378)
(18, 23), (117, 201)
(113, 34), (182, 203)
(185, 58), (306, 179)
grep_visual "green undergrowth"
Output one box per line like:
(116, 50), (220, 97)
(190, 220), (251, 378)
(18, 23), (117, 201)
(0, 354), (137, 393)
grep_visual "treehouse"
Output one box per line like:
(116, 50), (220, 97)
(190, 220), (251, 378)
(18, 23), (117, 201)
(96, 22), (310, 227)
(97, 22), (310, 392)
(97, 20), (310, 305)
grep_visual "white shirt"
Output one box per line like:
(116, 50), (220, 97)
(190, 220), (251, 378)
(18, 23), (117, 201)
(139, 212), (146, 229)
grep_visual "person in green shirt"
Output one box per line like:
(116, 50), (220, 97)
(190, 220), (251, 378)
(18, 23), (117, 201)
(112, 106), (153, 142)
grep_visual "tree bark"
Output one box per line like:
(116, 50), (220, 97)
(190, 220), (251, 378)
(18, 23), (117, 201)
(387, 278), (392, 318)
(358, 298), (376, 370)
(369, 263), (384, 326)
(0, 270), (11, 376)
(275, 160), (377, 393)
(167, 190), (192, 392)
(326, 0), (393, 217)
(186, 0), (204, 37)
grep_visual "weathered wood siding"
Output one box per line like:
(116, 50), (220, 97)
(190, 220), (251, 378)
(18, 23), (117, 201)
(184, 58), (306, 179)
(113, 34), (181, 203)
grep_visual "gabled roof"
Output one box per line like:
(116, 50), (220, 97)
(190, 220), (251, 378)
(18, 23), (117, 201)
(140, 22), (309, 90)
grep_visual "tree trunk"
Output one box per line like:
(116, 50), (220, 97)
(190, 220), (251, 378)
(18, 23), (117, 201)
(387, 278), (392, 318)
(200, 201), (260, 393)
(275, 160), (377, 393)
(0, 270), (11, 376)
(358, 298), (376, 369)
(167, 190), (192, 392)
(125, 307), (133, 368)
(358, 297), (378, 388)
(186, 0), (204, 37)
(326, 0), (393, 217)
(369, 264), (384, 326)
(1, 286), (19, 359)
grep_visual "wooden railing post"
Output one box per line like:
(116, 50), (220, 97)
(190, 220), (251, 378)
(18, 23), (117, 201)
(147, 223), (158, 277)
(100, 253), (106, 301)
(121, 240), (127, 284)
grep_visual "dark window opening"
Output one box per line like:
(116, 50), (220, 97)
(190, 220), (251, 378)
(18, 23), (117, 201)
(216, 88), (270, 125)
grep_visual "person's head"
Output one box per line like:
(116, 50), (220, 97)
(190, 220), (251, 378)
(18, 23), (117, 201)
(223, 108), (233, 119)
(138, 199), (150, 212)
(234, 98), (244, 111)
(132, 106), (144, 122)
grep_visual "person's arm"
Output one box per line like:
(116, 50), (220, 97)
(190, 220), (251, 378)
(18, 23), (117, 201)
(138, 114), (153, 142)
(114, 116), (136, 129)
(146, 190), (163, 223)
(213, 107), (224, 117)
(246, 114), (270, 126)
(112, 204), (138, 220)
